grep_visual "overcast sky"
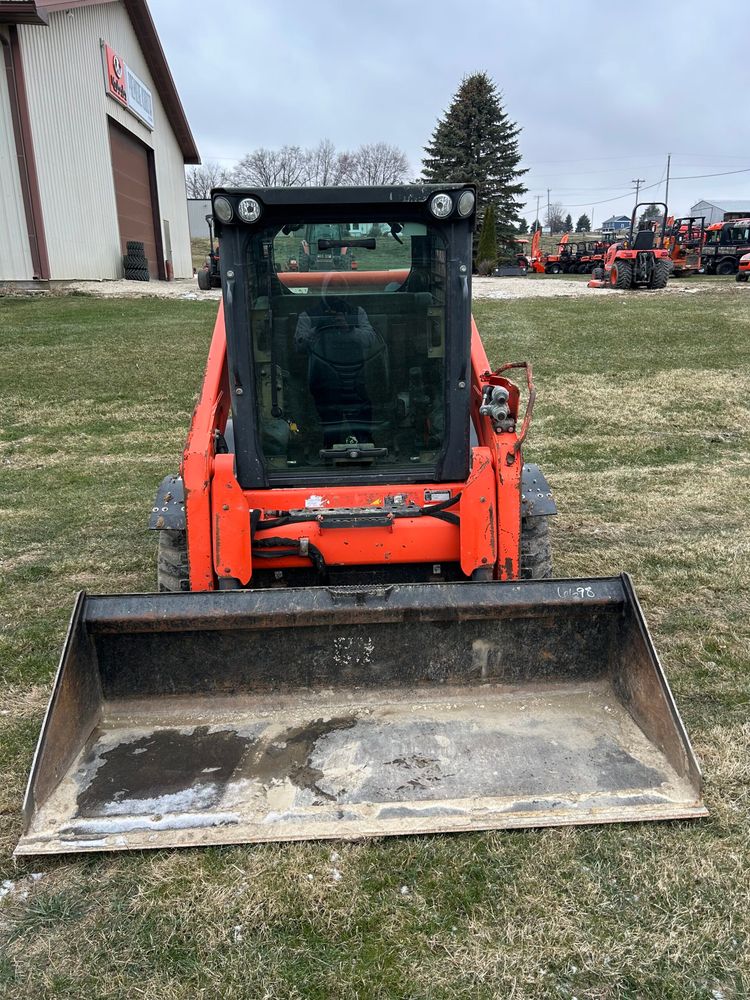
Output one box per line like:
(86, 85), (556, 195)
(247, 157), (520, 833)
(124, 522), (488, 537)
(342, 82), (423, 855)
(151, 0), (750, 224)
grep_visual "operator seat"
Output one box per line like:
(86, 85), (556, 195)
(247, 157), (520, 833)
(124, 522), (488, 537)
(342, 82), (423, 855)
(305, 300), (390, 447)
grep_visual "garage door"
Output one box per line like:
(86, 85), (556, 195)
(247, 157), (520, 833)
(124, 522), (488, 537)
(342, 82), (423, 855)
(108, 119), (161, 278)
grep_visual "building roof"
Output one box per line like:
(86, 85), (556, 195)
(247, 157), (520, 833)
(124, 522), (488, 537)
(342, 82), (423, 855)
(0, 1), (49, 23)
(692, 200), (750, 213)
(3, 0), (200, 164)
(602, 215), (630, 225)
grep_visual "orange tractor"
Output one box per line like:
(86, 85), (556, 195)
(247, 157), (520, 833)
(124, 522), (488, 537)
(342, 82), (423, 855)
(664, 216), (705, 276)
(16, 185), (705, 856)
(592, 202), (672, 290)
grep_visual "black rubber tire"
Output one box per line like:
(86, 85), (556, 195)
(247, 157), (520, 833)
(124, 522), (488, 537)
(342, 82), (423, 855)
(124, 267), (150, 281)
(520, 516), (553, 580)
(592, 266), (605, 281)
(649, 259), (671, 289)
(157, 529), (190, 592)
(197, 268), (211, 290)
(122, 253), (146, 269)
(610, 260), (633, 289)
(717, 258), (737, 276)
(736, 273), (748, 283)
(545, 263), (561, 275)
(126, 240), (146, 256)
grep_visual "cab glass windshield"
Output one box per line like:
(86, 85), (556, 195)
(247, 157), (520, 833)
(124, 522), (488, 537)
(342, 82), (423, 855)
(244, 221), (448, 478)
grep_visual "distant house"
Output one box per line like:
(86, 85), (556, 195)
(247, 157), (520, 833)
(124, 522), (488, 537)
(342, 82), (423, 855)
(601, 215), (631, 236)
(690, 200), (750, 225)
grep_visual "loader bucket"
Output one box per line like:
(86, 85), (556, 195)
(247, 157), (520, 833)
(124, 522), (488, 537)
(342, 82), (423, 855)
(16, 576), (705, 856)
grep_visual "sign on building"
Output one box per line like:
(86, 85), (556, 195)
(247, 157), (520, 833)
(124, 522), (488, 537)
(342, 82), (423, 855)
(102, 42), (154, 130)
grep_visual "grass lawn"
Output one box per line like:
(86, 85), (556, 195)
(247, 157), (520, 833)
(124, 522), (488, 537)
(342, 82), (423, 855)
(0, 285), (749, 998)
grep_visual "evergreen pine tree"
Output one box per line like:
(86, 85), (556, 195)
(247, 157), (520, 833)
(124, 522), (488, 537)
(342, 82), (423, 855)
(422, 72), (526, 259)
(575, 213), (591, 233)
(564, 213), (573, 233)
(517, 217), (529, 234)
(476, 203), (498, 273)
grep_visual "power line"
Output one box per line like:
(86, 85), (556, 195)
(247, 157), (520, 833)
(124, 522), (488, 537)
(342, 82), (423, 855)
(524, 165), (750, 210)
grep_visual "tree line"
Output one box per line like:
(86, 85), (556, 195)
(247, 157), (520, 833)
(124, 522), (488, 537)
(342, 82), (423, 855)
(185, 140), (411, 197)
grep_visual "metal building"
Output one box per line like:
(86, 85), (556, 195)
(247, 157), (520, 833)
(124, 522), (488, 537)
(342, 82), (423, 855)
(187, 198), (211, 240)
(690, 200), (750, 226)
(0, 0), (199, 283)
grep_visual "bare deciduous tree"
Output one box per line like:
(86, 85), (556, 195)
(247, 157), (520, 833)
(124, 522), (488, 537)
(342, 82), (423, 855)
(232, 145), (307, 187)
(185, 161), (231, 199)
(344, 143), (411, 186)
(303, 139), (349, 186)
(545, 202), (566, 234)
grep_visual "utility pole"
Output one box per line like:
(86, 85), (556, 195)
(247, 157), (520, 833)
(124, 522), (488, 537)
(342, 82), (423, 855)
(535, 194), (541, 231)
(632, 178), (645, 215)
(547, 188), (550, 232)
(664, 154), (671, 209)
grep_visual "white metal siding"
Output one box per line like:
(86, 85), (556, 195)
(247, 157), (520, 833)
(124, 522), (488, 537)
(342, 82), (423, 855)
(690, 201), (723, 225)
(0, 34), (33, 281)
(187, 198), (211, 239)
(17, 3), (192, 279)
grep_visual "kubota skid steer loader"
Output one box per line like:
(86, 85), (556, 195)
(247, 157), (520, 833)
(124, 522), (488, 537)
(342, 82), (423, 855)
(16, 186), (706, 856)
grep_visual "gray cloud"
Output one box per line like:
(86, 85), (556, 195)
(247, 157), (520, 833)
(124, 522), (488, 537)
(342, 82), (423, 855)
(151, 0), (750, 219)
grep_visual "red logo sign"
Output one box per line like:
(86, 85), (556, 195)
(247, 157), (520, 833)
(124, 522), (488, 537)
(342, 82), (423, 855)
(104, 44), (127, 107)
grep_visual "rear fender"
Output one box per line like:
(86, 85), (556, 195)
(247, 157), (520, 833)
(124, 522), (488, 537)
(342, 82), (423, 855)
(148, 475), (185, 531)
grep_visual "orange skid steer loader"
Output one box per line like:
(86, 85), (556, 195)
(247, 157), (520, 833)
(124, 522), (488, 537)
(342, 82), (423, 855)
(16, 186), (706, 856)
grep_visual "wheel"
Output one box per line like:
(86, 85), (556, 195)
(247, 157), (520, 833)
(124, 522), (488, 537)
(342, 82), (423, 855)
(197, 268), (211, 290)
(649, 259), (671, 289)
(545, 263), (561, 274)
(592, 266), (605, 281)
(717, 258), (737, 276)
(126, 240), (146, 256)
(520, 516), (552, 580)
(125, 267), (149, 281)
(737, 273), (749, 283)
(610, 260), (632, 289)
(157, 529), (190, 592)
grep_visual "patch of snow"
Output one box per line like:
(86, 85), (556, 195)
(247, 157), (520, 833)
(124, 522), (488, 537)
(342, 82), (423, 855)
(330, 868), (342, 882)
(400, 885), (410, 896)
(62, 811), (239, 836)
(101, 783), (219, 816)
(232, 925), (243, 944)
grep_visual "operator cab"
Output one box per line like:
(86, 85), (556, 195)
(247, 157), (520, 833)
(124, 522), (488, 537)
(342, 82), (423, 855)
(212, 185), (477, 489)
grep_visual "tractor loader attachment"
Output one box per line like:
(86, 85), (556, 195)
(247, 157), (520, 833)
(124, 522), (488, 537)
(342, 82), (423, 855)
(16, 575), (705, 856)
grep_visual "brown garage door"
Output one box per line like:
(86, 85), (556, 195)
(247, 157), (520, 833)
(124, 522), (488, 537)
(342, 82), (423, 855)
(108, 119), (161, 278)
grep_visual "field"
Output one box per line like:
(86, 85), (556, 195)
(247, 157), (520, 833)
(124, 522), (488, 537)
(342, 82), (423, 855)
(1, 283), (749, 998)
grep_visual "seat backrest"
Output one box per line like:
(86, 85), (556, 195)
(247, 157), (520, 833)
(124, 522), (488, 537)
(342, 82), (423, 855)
(632, 230), (655, 251)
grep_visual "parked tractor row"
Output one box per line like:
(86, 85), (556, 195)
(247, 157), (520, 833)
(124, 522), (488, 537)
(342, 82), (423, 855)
(520, 212), (750, 285)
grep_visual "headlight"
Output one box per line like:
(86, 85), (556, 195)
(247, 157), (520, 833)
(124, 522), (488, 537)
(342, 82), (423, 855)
(213, 196), (233, 223)
(429, 193), (454, 219)
(457, 190), (475, 217)
(238, 197), (262, 224)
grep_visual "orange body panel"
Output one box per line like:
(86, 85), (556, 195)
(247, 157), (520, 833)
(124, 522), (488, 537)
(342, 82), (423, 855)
(277, 270), (410, 290)
(182, 303), (230, 590)
(181, 308), (528, 590)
